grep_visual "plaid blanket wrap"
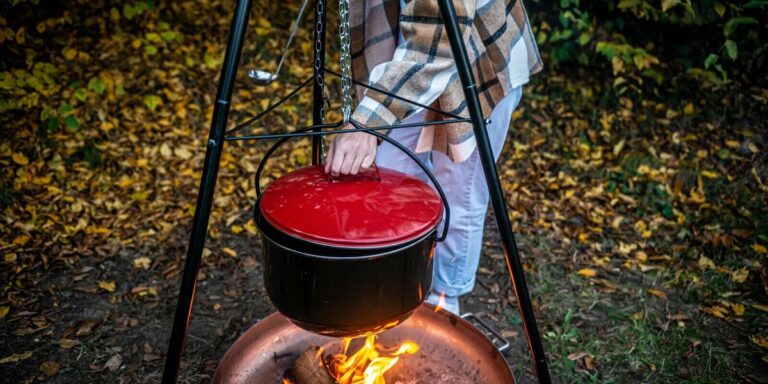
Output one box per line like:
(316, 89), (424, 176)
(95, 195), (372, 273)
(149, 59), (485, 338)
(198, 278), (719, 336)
(349, 0), (542, 163)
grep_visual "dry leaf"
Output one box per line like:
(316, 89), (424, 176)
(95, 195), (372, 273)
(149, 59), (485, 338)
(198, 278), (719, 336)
(98, 280), (116, 292)
(11, 152), (29, 165)
(752, 244), (767, 254)
(222, 247), (238, 257)
(58, 338), (80, 349)
(730, 268), (749, 283)
(577, 268), (598, 278)
(0, 306), (8, 319)
(647, 289), (668, 300)
(133, 257), (151, 269)
(0, 351), (34, 364)
(105, 354), (122, 371)
(40, 361), (60, 376)
(752, 335), (768, 349)
(752, 304), (768, 313)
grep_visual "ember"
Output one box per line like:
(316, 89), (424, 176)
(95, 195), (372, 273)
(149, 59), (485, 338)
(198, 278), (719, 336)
(328, 335), (420, 384)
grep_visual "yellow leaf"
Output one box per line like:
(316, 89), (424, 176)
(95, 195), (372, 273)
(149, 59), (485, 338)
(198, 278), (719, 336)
(4, 253), (16, 263)
(222, 247), (237, 257)
(752, 304), (768, 313)
(0, 351), (34, 364)
(63, 47), (77, 60)
(683, 102), (695, 115)
(702, 306), (728, 318)
(752, 244), (767, 254)
(635, 251), (648, 262)
(647, 289), (668, 300)
(698, 255), (715, 270)
(57, 339), (79, 349)
(752, 335), (768, 349)
(577, 268), (597, 278)
(11, 152), (29, 165)
(174, 147), (193, 160)
(230, 225), (243, 235)
(730, 268), (749, 283)
(98, 280), (116, 292)
(244, 220), (258, 235)
(0, 306), (8, 319)
(578, 233), (589, 243)
(133, 257), (151, 269)
(725, 140), (740, 148)
(160, 143), (172, 158)
(700, 170), (718, 179)
(732, 303), (745, 317)
(611, 216), (623, 229)
(13, 235), (30, 246)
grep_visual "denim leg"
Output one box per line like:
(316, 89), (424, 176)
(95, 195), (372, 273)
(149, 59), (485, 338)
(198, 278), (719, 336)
(373, 87), (523, 299)
(430, 86), (523, 297)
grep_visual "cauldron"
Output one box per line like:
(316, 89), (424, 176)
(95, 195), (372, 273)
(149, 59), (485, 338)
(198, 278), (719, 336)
(254, 139), (449, 337)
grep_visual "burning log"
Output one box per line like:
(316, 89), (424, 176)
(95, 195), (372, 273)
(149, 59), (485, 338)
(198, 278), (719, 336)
(291, 345), (335, 384)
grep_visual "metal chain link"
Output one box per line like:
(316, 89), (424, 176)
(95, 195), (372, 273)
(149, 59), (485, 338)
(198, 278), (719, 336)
(338, 0), (353, 124)
(314, 0), (327, 122)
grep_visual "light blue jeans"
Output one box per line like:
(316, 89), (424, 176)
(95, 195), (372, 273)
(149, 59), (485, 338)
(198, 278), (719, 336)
(375, 86), (523, 298)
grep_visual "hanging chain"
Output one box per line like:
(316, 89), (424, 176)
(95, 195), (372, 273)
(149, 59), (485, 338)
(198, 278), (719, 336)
(338, 0), (353, 124)
(314, 0), (327, 122)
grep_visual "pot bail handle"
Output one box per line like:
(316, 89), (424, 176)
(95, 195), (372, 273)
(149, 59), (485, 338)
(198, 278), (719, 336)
(348, 120), (450, 243)
(254, 123), (451, 242)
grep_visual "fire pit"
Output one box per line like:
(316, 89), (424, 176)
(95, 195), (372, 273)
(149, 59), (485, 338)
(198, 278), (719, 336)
(214, 304), (515, 384)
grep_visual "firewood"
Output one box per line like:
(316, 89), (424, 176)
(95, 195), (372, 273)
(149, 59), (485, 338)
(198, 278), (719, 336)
(292, 345), (335, 384)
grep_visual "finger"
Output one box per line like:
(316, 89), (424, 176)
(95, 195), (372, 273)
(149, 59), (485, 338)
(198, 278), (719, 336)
(324, 142), (335, 174)
(340, 150), (356, 175)
(361, 153), (375, 169)
(350, 153), (365, 175)
(330, 148), (347, 176)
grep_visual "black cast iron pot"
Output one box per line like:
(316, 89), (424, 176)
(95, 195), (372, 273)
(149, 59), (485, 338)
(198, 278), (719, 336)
(253, 131), (450, 337)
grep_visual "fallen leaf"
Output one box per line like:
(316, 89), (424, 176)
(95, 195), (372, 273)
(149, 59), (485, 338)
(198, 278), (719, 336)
(730, 268), (749, 283)
(0, 306), (8, 319)
(752, 304), (768, 313)
(105, 354), (122, 371)
(698, 255), (715, 270)
(222, 247), (237, 257)
(732, 303), (745, 316)
(98, 280), (116, 292)
(58, 339), (80, 349)
(752, 335), (768, 349)
(0, 351), (34, 364)
(647, 289), (668, 300)
(577, 268), (597, 278)
(752, 244), (767, 254)
(133, 256), (151, 269)
(40, 361), (60, 376)
(174, 147), (193, 160)
(567, 351), (591, 360)
(11, 152), (29, 165)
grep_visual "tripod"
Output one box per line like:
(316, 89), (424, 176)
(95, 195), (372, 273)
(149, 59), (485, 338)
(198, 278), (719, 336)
(161, 0), (551, 382)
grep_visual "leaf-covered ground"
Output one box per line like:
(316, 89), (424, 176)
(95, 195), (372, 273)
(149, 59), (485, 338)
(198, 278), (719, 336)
(1, 1), (766, 383)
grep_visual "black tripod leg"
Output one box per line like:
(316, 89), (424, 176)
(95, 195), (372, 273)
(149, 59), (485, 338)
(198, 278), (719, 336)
(435, 1), (551, 382)
(161, 0), (253, 382)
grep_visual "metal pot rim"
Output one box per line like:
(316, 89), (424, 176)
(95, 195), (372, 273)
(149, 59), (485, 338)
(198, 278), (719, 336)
(257, 216), (436, 261)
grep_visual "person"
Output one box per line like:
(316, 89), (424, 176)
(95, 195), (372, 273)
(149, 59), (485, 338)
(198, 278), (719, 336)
(324, 0), (542, 314)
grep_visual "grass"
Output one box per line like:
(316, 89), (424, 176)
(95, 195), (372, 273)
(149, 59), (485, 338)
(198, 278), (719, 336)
(527, 259), (745, 383)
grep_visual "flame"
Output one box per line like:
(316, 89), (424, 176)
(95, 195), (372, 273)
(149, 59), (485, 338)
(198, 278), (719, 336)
(282, 379), (293, 384)
(328, 335), (419, 384)
(433, 292), (447, 313)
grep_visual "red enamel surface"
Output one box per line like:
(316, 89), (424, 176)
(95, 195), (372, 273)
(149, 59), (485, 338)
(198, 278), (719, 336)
(259, 165), (443, 248)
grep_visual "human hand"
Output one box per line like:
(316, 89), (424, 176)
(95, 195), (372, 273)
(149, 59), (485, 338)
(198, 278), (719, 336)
(324, 125), (377, 176)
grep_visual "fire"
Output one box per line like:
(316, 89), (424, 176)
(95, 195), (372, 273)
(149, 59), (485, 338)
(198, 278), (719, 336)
(328, 335), (419, 384)
(433, 292), (447, 313)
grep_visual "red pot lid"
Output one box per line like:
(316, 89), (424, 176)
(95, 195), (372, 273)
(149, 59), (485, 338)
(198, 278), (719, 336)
(259, 165), (443, 248)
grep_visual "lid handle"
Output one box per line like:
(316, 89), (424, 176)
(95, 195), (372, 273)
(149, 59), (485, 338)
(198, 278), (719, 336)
(326, 163), (381, 183)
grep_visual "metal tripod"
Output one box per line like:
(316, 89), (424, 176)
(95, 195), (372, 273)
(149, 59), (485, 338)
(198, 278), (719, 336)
(161, 0), (551, 382)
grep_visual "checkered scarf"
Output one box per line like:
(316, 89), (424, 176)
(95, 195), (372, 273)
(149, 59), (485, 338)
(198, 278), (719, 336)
(349, 0), (542, 163)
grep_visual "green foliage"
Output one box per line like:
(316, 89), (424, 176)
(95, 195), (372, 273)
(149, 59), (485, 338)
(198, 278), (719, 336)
(529, 0), (767, 95)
